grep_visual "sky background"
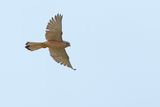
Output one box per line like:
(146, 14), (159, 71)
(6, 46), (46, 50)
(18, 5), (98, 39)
(0, 0), (160, 107)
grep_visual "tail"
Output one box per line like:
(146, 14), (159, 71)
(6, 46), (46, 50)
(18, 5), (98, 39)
(25, 42), (46, 51)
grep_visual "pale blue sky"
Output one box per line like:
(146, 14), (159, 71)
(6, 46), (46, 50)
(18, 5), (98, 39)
(0, 0), (160, 107)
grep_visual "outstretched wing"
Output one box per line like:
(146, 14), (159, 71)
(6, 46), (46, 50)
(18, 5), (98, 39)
(49, 47), (76, 70)
(45, 14), (63, 41)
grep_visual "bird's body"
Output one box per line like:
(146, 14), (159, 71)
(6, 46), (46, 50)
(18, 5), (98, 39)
(45, 40), (69, 48)
(25, 14), (76, 70)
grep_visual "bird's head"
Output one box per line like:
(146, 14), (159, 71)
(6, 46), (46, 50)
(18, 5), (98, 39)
(64, 41), (70, 47)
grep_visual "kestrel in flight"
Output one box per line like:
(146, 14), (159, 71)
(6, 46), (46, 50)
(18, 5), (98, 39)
(25, 13), (76, 70)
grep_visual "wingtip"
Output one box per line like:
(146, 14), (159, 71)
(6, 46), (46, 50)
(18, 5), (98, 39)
(25, 42), (29, 45)
(70, 67), (76, 70)
(56, 13), (63, 17)
(25, 42), (31, 50)
(25, 45), (31, 50)
(73, 68), (76, 70)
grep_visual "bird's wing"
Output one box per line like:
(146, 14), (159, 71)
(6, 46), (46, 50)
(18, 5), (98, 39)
(45, 14), (63, 41)
(49, 47), (76, 70)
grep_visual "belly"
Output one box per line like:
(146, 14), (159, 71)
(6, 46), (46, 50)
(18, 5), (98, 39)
(45, 40), (66, 48)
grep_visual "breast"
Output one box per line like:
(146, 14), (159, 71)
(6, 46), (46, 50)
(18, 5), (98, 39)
(46, 40), (66, 48)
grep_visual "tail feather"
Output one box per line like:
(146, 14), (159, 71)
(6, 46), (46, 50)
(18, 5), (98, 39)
(25, 42), (45, 51)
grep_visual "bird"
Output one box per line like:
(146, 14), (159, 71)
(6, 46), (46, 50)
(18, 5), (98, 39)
(25, 13), (76, 70)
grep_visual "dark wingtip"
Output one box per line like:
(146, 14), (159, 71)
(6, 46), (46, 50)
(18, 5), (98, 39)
(71, 67), (76, 70)
(25, 45), (31, 50)
(25, 42), (29, 45)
